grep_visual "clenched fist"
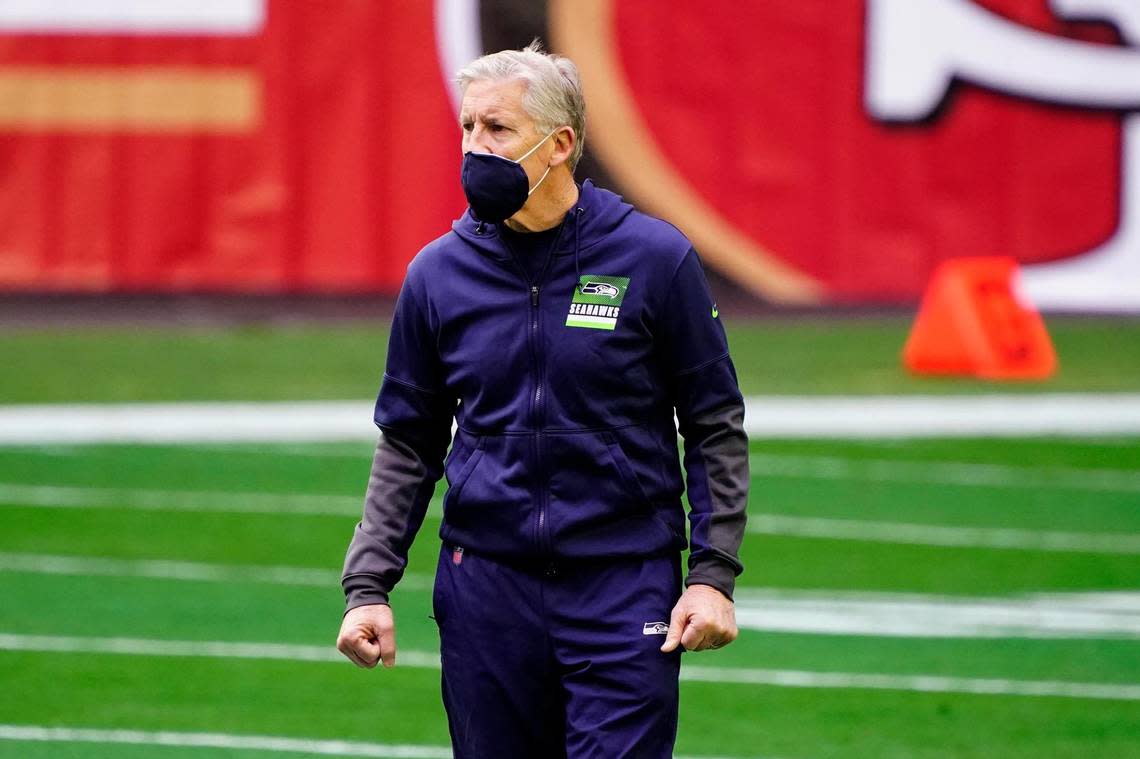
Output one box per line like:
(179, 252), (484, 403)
(660, 584), (738, 653)
(336, 603), (397, 668)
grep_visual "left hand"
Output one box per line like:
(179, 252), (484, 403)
(660, 584), (738, 653)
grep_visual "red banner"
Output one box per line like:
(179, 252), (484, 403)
(1, 0), (1137, 309)
(0, 1), (463, 293)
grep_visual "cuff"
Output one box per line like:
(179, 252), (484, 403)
(684, 557), (738, 601)
(343, 573), (391, 614)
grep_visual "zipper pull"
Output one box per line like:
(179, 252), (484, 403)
(531, 285), (539, 306)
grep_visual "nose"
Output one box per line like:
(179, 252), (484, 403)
(464, 125), (495, 155)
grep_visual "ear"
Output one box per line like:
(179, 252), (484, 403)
(548, 126), (576, 169)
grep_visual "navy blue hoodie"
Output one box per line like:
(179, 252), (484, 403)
(342, 180), (748, 607)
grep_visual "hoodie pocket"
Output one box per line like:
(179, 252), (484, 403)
(444, 434), (485, 510)
(545, 428), (678, 550)
(602, 431), (652, 507)
(603, 431), (679, 540)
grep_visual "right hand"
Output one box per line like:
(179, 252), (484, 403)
(336, 603), (396, 669)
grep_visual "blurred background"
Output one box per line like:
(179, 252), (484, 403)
(1, 1), (1138, 758)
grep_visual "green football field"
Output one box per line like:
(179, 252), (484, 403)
(1, 316), (1139, 758)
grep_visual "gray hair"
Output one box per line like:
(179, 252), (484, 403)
(457, 39), (586, 170)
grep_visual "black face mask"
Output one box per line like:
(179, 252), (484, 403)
(460, 129), (556, 224)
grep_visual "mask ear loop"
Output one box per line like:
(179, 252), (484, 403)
(517, 127), (561, 195)
(515, 127), (559, 164)
(527, 165), (552, 196)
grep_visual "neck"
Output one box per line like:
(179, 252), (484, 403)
(504, 169), (578, 232)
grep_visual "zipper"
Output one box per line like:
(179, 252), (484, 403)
(531, 233), (561, 556)
(500, 225), (564, 556)
(531, 284), (547, 553)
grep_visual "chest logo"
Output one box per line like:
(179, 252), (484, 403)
(566, 274), (630, 331)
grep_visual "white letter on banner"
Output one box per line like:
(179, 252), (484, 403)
(866, 0), (1140, 311)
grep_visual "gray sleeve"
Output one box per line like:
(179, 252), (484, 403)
(341, 428), (448, 613)
(656, 248), (748, 600)
(679, 396), (749, 600)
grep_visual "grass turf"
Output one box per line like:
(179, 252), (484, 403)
(1, 319), (1139, 757)
(2, 316), (1140, 403)
(1, 438), (1138, 758)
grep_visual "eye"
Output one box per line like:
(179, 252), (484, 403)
(460, 121), (473, 132)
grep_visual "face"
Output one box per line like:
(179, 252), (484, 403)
(460, 78), (555, 189)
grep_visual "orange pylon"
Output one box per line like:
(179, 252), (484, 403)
(903, 257), (1057, 380)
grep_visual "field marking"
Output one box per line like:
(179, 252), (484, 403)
(0, 482), (362, 516)
(743, 394), (1140, 438)
(1, 634), (1136, 701)
(0, 634), (438, 668)
(0, 725), (778, 759)
(0, 725), (451, 759)
(6, 550), (1136, 639)
(0, 552), (433, 592)
(733, 589), (1140, 639)
(677, 666), (1140, 701)
(5, 551), (1139, 640)
(748, 514), (1140, 554)
(749, 453), (1140, 493)
(3, 394), (1140, 444)
(0, 401), (377, 445)
(6, 475), (1136, 555)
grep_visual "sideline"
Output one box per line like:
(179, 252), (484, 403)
(1, 634), (1137, 700)
(2, 394), (1140, 443)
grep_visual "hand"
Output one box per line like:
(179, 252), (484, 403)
(336, 603), (396, 668)
(660, 584), (738, 653)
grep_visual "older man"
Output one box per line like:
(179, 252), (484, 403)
(337, 41), (748, 758)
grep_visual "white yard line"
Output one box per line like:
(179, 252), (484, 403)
(0, 483), (362, 516)
(749, 453), (1140, 493)
(732, 589), (1140, 639)
(0, 401), (377, 445)
(0, 634), (1136, 701)
(6, 471), (1134, 557)
(5, 551), (1139, 639)
(0, 634), (437, 667)
(748, 514), (1140, 554)
(0, 725), (451, 759)
(6, 474), (1136, 554)
(2, 394), (1140, 444)
(743, 394), (1140, 438)
(0, 725), (779, 759)
(0, 552), (432, 591)
(676, 667), (1140, 701)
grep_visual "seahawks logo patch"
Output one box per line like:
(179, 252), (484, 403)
(580, 281), (620, 298)
(566, 274), (630, 331)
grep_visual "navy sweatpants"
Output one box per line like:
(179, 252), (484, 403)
(432, 544), (684, 758)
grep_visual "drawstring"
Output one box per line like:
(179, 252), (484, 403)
(573, 207), (584, 292)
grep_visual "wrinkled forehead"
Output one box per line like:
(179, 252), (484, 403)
(458, 78), (533, 125)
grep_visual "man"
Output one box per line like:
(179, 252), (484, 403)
(337, 41), (748, 758)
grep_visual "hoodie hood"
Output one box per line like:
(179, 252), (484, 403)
(451, 178), (635, 261)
